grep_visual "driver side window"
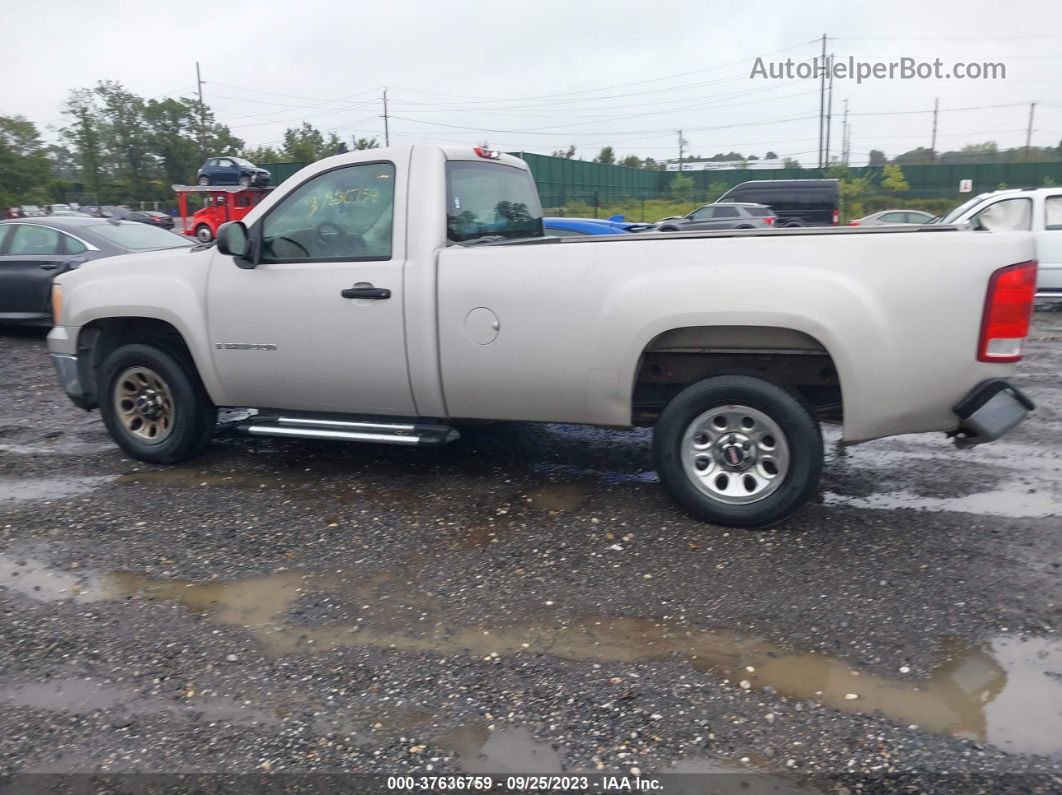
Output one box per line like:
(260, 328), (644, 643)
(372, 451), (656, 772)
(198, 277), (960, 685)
(260, 162), (395, 262)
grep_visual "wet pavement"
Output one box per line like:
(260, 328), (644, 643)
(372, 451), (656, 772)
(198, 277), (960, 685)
(0, 315), (1060, 791)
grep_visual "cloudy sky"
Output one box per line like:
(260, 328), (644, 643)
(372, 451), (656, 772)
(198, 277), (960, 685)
(2, 0), (1061, 165)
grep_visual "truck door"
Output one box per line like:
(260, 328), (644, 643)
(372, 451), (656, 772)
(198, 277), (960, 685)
(206, 158), (416, 415)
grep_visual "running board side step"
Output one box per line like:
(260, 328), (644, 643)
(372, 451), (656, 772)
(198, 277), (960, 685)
(234, 416), (460, 447)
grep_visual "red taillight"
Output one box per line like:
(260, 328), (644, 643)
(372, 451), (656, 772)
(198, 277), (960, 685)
(978, 260), (1037, 363)
(847, 220), (860, 226)
(473, 146), (501, 159)
(832, 209), (839, 225)
(765, 216), (775, 225)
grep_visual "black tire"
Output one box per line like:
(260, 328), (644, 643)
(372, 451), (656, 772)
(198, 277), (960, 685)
(784, 221), (804, 228)
(98, 343), (216, 464)
(238, 175), (251, 188)
(653, 375), (822, 528)
(197, 176), (211, 186)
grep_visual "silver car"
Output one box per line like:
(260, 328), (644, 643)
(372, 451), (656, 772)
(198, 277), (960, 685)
(849, 209), (935, 227)
(656, 202), (775, 232)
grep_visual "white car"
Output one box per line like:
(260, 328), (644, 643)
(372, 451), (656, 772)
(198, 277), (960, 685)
(940, 187), (1062, 299)
(46, 145), (1038, 528)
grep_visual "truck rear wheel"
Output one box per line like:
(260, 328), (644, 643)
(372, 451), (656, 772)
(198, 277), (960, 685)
(98, 343), (216, 464)
(653, 375), (822, 528)
(195, 224), (214, 243)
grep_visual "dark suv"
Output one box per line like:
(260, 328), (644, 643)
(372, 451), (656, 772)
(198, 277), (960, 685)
(716, 179), (839, 227)
(196, 157), (271, 188)
(656, 202), (775, 232)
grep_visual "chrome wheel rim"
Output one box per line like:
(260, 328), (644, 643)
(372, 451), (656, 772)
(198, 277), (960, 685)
(196, 226), (213, 243)
(113, 366), (175, 444)
(681, 405), (790, 504)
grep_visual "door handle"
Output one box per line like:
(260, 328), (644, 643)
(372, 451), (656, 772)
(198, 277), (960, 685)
(39, 262), (61, 270)
(341, 286), (391, 300)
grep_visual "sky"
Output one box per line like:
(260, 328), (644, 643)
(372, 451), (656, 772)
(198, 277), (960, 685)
(2, 0), (1062, 166)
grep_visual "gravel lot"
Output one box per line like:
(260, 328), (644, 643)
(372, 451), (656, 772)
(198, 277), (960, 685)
(1, 312), (1060, 793)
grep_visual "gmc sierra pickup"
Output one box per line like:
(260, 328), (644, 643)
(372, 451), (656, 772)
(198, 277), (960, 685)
(47, 145), (1038, 527)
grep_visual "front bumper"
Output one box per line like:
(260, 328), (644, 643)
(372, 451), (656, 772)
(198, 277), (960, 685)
(952, 379), (1033, 447)
(50, 352), (91, 410)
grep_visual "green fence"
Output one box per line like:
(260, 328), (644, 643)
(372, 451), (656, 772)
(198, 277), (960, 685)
(262, 155), (1062, 204)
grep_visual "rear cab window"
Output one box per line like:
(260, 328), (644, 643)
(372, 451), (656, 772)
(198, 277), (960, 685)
(446, 161), (544, 243)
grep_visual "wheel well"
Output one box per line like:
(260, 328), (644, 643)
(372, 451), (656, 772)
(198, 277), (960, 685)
(77, 317), (194, 409)
(632, 325), (843, 425)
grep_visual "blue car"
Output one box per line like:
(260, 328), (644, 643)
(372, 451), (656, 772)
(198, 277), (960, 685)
(543, 216), (653, 236)
(196, 157), (271, 188)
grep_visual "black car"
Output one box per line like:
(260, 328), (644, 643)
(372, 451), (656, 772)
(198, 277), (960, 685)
(716, 179), (840, 227)
(655, 202), (775, 232)
(125, 210), (175, 230)
(196, 157), (271, 188)
(0, 218), (192, 326)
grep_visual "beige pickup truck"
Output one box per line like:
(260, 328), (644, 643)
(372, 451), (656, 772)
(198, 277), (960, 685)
(47, 145), (1038, 528)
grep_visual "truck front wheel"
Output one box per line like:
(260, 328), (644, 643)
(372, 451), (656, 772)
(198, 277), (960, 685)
(653, 375), (822, 528)
(195, 224), (214, 243)
(98, 343), (216, 464)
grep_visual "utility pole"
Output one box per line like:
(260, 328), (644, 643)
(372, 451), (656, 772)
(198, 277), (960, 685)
(195, 61), (207, 155)
(677, 129), (688, 171)
(817, 34), (827, 168)
(382, 87), (390, 147)
(930, 97), (939, 163)
(1025, 101), (1036, 156)
(841, 99), (849, 166)
(824, 53), (834, 166)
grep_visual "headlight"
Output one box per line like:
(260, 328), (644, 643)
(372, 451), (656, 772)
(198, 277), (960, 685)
(51, 284), (63, 326)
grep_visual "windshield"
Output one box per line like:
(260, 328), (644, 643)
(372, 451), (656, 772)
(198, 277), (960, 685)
(88, 222), (192, 250)
(446, 161), (543, 243)
(940, 194), (993, 224)
(233, 157), (256, 168)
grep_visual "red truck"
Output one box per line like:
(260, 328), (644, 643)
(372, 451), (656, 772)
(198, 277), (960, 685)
(173, 185), (273, 243)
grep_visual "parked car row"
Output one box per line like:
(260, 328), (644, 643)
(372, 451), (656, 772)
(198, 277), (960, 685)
(0, 218), (191, 325)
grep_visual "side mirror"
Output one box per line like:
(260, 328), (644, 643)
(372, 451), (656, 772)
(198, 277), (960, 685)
(216, 221), (255, 267)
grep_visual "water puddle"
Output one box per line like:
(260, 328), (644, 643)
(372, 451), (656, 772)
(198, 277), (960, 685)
(0, 476), (111, 504)
(437, 726), (563, 774)
(99, 566), (1062, 755)
(0, 554), (109, 602)
(822, 488), (1062, 518)
(526, 483), (588, 512)
(0, 677), (275, 726)
(8, 552), (1061, 755)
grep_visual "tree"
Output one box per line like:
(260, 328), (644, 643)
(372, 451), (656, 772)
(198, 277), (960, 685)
(593, 146), (615, 165)
(353, 137), (380, 150)
(782, 157), (802, 169)
(892, 147), (934, 166)
(668, 172), (694, 201)
(619, 154), (642, 168)
(881, 163), (910, 193)
(706, 181), (730, 202)
(867, 149), (887, 166)
(61, 88), (104, 198)
(0, 115), (51, 207)
(241, 145), (283, 164)
(282, 121), (327, 162)
(551, 145), (576, 159)
(765, 151), (778, 160)
(94, 80), (151, 197)
(642, 157), (665, 171)
(143, 97), (199, 187)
